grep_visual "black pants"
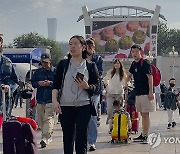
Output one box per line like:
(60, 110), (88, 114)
(59, 105), (91, 154)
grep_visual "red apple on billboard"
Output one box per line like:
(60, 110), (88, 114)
(115, 53), (128, 58)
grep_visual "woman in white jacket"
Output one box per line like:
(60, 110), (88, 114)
(103, 59), (126, 128)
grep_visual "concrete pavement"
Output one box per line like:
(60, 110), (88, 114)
(0, 105), (180, 154)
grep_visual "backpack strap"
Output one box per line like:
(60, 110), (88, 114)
(140, 58), (145, 66)
(58, 59), (70, 98)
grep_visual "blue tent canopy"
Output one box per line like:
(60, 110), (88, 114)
(3, 48), (45, 63)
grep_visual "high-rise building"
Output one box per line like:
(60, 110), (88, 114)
(47, 18), (57, 41)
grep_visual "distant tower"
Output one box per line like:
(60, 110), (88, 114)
(47, 18), (57, 41)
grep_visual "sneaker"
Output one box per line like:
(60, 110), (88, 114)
(40, 139), (47, 148)
(108, 129), (113, 134)
(133, 133), (144, 142)
(167, 123), (172, 129)
(172, 121), (176, 127)
(142, 135), (149, 144)
(97, 117), (101, 127)
(37, 127), (41, 130)
(46, 137), (52, 144)
(89, 144), (96, 151)
(97, 121), (100, 127)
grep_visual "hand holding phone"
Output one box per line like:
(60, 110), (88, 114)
(75, 72), (89, 89)
(76, 72), (84, 80)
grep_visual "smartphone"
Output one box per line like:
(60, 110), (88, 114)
(76, 72), (84, 80)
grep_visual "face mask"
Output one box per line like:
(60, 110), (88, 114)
(169, 83), (175, 87)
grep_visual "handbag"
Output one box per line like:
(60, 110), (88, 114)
(21, 89), (33, 99)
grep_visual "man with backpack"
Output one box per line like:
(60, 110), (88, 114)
(125, 44), (156, 144)
(164, 78), (179, 129)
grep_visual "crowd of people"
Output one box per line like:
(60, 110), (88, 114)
(0, 34), (180, 154)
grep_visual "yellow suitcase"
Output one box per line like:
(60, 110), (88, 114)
(111, 113), (128, 142)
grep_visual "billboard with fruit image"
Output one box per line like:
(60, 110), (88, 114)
(92, 20), (151, 59)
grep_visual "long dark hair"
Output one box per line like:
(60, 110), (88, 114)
(0, 36), (3, 44)
(111, 59), (126, 81)
(86, 38), (95, 47)
(67, 35), (87, 59)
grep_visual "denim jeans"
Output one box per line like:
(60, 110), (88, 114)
(15, 92), (23, 107)
(101, 100), (107, 114)
(87, 95), (100, 144)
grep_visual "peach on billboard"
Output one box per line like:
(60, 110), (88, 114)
(92, 20), (151, 59)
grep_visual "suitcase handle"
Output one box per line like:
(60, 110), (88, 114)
(1, 85), (11, 122)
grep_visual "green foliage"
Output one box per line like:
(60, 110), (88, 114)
(13, 32), (64, 66)
(158, 22), (180, 55)
(13, 32), (42, 48)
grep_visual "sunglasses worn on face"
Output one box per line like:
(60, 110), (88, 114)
(41, 61), (49, 63)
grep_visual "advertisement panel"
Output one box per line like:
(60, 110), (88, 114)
(92, 20), (151, 60)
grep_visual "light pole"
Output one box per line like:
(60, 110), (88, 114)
(169, 46), (178, 78)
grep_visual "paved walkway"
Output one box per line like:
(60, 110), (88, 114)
(0, 105), (180, 154)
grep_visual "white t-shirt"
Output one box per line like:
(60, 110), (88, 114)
(104, 69), (125, 95)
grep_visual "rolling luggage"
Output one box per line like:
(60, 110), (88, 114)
(1, 85), (37, 154)
(0, 84), (11, 128)
(0, 114), (2, 129)
(126, 104), (139, 134)
(125, 87), (139, 134)
(111, 112), (129, 143)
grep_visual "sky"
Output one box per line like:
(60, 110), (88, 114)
(0, 0), (180, 44)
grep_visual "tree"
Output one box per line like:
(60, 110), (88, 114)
(13, 32), (64, 66)
(158, 22), (180, 55)
(157, 22), (170, 55)
(168, 29), (180, 55)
